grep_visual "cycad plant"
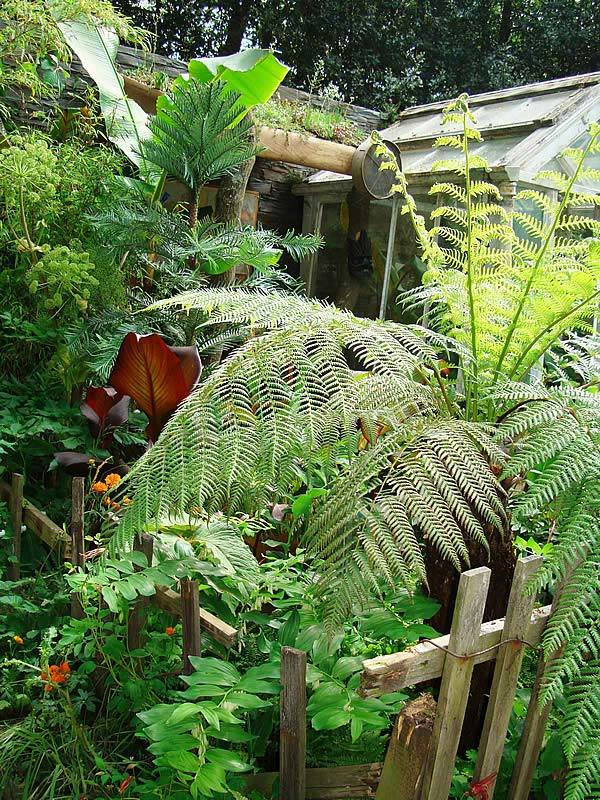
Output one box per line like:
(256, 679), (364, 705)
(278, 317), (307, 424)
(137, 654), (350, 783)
(106, 97), (600, 796)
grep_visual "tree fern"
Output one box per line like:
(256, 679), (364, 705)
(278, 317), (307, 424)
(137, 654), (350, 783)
(382, 102), (600, 416)
(105, 289), (506, 631)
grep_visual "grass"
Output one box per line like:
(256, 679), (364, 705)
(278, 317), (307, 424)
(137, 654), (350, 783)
(253, 98), (364, 145)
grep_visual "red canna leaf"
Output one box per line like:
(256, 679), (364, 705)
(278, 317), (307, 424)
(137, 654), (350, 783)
(81, 386), (130, 441)
(109, 333), (201, 442)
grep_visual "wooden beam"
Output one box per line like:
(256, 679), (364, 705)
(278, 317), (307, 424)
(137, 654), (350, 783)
(152, 586), (238, 648)
(243, 763), (382, 799)
(361, 604), (551, 697)
(419, 567), (491, 800)
(474, 556), (543, 798)
(256, 126), (355, 175)
(280, 647), (307, 800)
(181, 579), (202, 675)
(0, 480), (70, 552)
(122, 76), (359, 175)
(7, 473), (24, 581)
(70, 477), (86, 619)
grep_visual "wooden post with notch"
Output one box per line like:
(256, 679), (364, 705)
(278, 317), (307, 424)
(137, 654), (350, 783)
(7, 473), (24, 581)
(474, 555), (543, 798)
(376, 693), (436, 800)
(280, 646), (307, 800)
(127, 533), (154, 653)
(70, 477), (86, 618)
(419, 566), (491, 800)
(181, 578), (202, 675)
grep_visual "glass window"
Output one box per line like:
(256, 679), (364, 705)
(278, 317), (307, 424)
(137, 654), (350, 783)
(309, 191), (435, 322)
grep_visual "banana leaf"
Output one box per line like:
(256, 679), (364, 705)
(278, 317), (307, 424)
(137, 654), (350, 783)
(57, 17), (150, 170)
(174, 49), (288, 112)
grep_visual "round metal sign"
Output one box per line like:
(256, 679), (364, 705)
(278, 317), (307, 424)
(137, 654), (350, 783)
(352, 138), (402, 199)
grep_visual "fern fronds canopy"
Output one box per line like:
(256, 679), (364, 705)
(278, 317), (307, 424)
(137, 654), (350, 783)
(109, 288), (505, 627)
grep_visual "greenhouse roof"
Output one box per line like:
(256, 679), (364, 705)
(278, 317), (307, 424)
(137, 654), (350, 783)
(298, 72), (600, 192)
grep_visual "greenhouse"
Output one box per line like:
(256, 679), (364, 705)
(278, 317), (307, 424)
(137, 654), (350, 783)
(294, 72), (600, 320)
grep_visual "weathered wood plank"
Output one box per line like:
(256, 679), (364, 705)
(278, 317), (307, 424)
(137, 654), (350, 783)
(152, 586), (238, 648)
(419, 566), (491, 800)
(127, 534), (154, 652)
(0, 480), (70, 551)
(7, 473), (24, 581)
(280, 646), (307, 800)
(361, 604), (551, 696)
(181, 579), (202, 675)
(376, 694), (436, 800)
(474, 555), (543, 798)
(70, 477), (86, 619)
(243, 763), (382, 799)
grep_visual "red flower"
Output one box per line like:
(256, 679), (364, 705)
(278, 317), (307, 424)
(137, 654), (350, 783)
(118, 776), (133, 795)
(165, 626), (176, 637)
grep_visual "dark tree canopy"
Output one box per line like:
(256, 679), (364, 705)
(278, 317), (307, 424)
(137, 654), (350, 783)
(113, 0), (600, 111)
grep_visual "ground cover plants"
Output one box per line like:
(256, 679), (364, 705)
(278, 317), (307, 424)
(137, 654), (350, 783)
(1, 2), (599, 799)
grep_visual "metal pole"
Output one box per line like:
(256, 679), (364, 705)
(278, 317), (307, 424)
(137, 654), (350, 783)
(306, 201), (323, 297)
(378, 195), (400, 320)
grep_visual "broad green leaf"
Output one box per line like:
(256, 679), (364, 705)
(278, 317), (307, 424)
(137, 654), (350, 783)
(332, 656), (363, 681)
(147, 734), (201, 755)
(156, 750), (201, 773)
(206, 747), (252, 772)
(311, 707), (352, 731)
(227, 691), (271, 710)
(191, 762), (228, 796)
(100, 585), (119, 612)
(167, 702), (203, 726)
(185, 49), (288, 111)
(350, 717), (364, 742)
(57, 18), (150, 170)
(207, 723), (254, 743)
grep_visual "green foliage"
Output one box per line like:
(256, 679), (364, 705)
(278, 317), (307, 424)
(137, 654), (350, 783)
(142, 78), (257, 201)
(28, 243), (99, 318)
(253, 97), (363, 146)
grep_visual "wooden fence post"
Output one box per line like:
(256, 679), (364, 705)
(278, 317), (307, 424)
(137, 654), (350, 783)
(506, 558), (578, 800)
(280, 646), (306, 800)
(7, 473), (24, 581)
(181, 579), (202, 675)
(419, 566), (491, 800)
(376, 693), (436, 800)
(70, 477), (86, 618)
(474, 555), (543, 798)
(127, 534), (154, 652)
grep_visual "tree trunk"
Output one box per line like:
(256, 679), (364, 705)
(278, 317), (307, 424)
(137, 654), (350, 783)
(425, 516), (516, 751)
(214, 125), (256, 285)
(498, 0), (514, 44)
(219, 0), (252, 55)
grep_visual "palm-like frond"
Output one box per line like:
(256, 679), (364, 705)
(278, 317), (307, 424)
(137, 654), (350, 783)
(140, 79), (258, 193)
(107, 289), (505, 631)
(497, 384), (600, 796)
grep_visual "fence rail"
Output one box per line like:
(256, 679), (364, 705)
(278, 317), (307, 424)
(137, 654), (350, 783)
(2, 472), (556, 800)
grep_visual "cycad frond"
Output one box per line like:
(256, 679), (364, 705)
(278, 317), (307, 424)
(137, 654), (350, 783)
(140, 79), (258, 193)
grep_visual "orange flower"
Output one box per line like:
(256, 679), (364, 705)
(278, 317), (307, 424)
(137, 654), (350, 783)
(58, 661), (70, 676)
(165, 626), (176, 636)
(122, 496), (131, 506)
(13, 635), (24, 645)
(105, 473), (121, 488)
(92, 481), (108, 494)
(41, 662), (70, 691)
(44, 683), (54, 693)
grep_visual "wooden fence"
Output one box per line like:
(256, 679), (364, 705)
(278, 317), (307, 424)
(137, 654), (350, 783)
(2, 473), (556, 799)
(0, 475), (237, 670)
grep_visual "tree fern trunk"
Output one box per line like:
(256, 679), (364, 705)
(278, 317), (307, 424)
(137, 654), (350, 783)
(425, 513), (516, 751)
